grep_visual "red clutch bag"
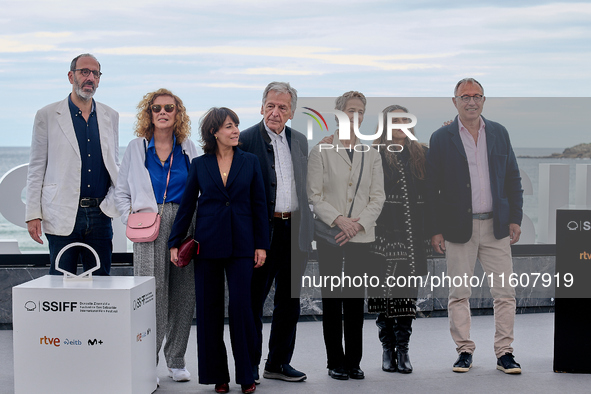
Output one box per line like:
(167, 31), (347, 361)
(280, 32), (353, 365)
(177, 237), (199, 267)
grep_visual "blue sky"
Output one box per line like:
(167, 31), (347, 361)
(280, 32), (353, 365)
(1, 0), (590, 148)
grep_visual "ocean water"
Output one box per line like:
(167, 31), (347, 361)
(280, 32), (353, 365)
(0, 147), (589, 251)
(0, 147), (126, 252)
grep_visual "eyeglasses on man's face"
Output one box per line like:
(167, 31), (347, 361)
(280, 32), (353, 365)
(73, 68), (102, 78)
(455, 95), (484, 103)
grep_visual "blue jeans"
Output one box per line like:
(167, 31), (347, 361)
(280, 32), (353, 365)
(47, 206), (113, 276)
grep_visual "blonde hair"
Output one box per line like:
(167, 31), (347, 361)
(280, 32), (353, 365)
(335, 91), (366, 111)
(134, 88), (191, 144)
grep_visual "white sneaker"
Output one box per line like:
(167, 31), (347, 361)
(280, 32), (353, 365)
(168, 367), (191, 382)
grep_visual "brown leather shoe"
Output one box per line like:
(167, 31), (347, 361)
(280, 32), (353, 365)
(215, 383), (229, 393)
(241, 383), (256, 393)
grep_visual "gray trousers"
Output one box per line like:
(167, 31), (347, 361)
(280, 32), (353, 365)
(134, 203), (196, 368)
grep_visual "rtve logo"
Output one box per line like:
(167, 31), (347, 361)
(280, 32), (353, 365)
(40, 336), (60, 347)
(567, 221), (591, 231)
(137, 328), (152, 342)
(39, 337), (86, 347)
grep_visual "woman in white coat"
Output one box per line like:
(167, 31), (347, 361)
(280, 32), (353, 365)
(115, 88), (198, 384)
(307, 91), (385, 381)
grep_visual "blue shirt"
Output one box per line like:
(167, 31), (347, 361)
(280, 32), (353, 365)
(145, 135), (190, 204)
(68, 95), (110, 198)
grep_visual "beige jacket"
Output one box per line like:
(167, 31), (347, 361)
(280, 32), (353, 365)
(307, 133), (385, 243)
(25, 97), (120, 236)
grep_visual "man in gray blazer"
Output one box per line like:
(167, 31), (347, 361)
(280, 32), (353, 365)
(25, 53), (120, 276)
(239, 82), (313, 383)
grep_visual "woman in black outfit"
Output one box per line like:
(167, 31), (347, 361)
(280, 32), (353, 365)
(369, 105), (431, 374)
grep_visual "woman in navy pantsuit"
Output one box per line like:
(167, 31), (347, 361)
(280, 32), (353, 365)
(169, 107), (269, 394)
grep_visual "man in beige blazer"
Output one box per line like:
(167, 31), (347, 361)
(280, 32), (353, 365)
(25, 53), (120, 275)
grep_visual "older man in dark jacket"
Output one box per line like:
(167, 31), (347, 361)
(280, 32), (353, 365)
(239, 82), (313, 383)
(427, 78), (523, 375)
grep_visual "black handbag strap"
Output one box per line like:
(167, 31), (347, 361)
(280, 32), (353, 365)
(347, 151), (365, 218)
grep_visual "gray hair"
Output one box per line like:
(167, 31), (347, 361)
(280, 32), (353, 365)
(70, 53), (101, 72)
(335, 91), (367, 111)
(262, 82), (298, 114)
(454, 78), (483, 96)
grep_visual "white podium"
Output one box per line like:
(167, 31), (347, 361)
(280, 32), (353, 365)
(13, 275), (157, 394)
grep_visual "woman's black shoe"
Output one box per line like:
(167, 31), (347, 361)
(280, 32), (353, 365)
(396, 350), (413, 373)
(382, 348), (397, 372)
(348, 367), (365, 379)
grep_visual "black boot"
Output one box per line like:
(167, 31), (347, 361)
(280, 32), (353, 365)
(376, 313), (397, 372)
(394, 316), (413, 373)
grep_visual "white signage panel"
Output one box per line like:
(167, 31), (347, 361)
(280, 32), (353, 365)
(13, 276), (156, 394)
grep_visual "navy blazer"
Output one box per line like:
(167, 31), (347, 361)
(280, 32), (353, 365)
(239, 120), (313, 252)
(426, 116), (523, 243)
(168, 148), (270, 259)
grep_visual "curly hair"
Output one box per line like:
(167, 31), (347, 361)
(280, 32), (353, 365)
(134, 88), (191, 144)
(199, 107), (240, 154)
(374, 105), (427, 180)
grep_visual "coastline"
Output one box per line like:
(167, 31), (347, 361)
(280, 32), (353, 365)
(518, 143), (591, 159)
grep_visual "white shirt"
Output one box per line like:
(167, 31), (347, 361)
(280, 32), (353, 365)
(264, 122), (299, 212)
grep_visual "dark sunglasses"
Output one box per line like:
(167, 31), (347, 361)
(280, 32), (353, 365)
(151, 104), (176, 113)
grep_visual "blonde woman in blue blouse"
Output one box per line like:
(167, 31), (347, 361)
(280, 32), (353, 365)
(115, 88), (198, 385)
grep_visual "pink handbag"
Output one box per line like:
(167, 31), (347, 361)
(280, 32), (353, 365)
(126, 212), (162, 242)
(126, 149), (173, 243)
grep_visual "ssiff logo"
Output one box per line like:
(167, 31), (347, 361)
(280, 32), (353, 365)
(27, 300), (78, 312)
(133, 292), (154, 310)
(302, 107), (418, 144)
(42, 301), (77, 312)
(567, 221), (591, 231)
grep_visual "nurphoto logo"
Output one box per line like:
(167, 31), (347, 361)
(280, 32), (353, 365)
(301, 107), (418, 152)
